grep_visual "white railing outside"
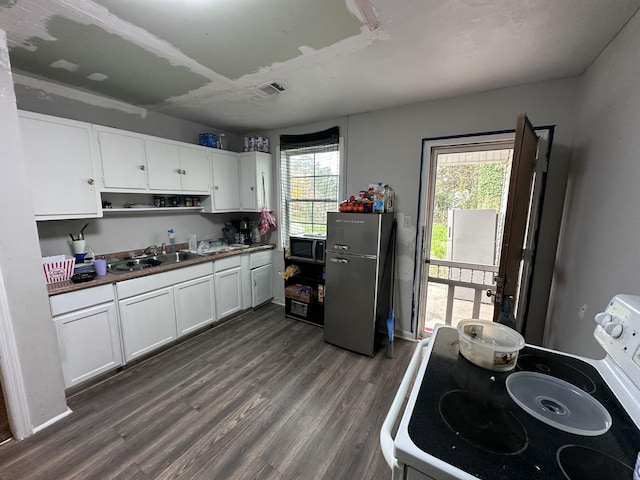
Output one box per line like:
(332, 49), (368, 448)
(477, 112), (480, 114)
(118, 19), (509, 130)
(427, 259), (498, 325)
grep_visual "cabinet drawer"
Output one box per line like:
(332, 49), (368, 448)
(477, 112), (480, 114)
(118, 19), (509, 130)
(214, 255), (241, 272)
(50, 284), (115, 316)
(250, 250), (273, 269)
(117, 262), (213, 299)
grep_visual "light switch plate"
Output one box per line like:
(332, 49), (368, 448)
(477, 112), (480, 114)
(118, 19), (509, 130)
(404, 216), (412, 228)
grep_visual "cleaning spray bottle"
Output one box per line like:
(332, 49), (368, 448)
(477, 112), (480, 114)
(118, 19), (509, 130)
(168, 229), (176, 253)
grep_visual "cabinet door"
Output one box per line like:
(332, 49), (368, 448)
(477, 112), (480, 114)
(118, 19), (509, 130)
(239, 154), (258, 211)
(96, 129), (148, 189)
(54, 302), (122, 388)
(146, 139), (182, 191)
(179, 145), (210, 192)
(251, 263), (273, 307)
(214, 267), (243, 319)
(240, 152), (272, 211)
(119, 287), (177, 362)
(174, 275), (216, 337)
(19, 112), (100, 219)
(211, 150), (240, 211)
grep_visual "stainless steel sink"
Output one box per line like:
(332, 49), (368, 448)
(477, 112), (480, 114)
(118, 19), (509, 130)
(154, 251), (200, 263)
(108, 251), (199, 275)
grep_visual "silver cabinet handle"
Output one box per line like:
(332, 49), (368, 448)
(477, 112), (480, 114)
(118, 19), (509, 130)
(333, 244), (349, 250)
(330, 257), (349, 264)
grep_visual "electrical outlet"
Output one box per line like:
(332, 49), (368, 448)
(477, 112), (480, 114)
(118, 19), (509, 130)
(404, 215), (412, 228)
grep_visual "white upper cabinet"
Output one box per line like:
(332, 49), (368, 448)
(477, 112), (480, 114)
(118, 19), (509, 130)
(18, 111), (102, 220)
(178, 145), (210, 192)
(95, 126), (148, 190)
(204, 150), (241, 212)
(239, 152), (272, 212)
(146, 140), (210, 193)
(146, 139), (181, 191)
(96, 126), (209, 194)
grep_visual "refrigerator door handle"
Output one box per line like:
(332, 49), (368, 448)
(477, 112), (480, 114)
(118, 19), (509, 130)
(332, 244), (350, 250)
(330, 257), (349, 264)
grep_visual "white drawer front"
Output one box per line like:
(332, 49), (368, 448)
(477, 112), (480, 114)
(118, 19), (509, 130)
(214, 255), (242, 272)
(250, 250), (273, 269)
(117, 262), (213, 299)
(50, 284), (115, 316)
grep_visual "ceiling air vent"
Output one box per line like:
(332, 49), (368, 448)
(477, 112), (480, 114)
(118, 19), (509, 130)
(253, 82), (286, 98)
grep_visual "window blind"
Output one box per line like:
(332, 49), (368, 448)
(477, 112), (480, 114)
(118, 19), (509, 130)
(280, 126), (340, 246)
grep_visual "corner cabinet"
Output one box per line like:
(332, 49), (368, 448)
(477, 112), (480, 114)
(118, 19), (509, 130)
(240, 152), (273, 211)
(19, 110), (102, 220)
(49, 285), (122, 388)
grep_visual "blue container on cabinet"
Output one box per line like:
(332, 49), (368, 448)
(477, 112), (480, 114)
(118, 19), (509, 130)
(199, 133), (218, 148)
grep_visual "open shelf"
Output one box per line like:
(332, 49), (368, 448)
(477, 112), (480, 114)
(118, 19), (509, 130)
(284, 255), (325, 327)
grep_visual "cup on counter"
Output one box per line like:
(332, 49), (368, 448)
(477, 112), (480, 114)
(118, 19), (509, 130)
(71, 239), (86, 255)
(94, 258), (107, 276)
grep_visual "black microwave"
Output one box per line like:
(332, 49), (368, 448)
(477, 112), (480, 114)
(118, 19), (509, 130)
(289, 234), (326, 263)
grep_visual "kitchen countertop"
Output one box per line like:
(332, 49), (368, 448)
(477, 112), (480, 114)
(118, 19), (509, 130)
(47, 243), (276, 296)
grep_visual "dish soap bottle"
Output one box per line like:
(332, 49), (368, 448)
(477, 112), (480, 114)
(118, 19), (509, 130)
(168, 229), (176, 253)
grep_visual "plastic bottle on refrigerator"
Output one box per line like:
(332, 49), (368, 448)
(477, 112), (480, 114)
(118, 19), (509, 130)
(373, 183), (385, 213)
(382, 184), (394, 212)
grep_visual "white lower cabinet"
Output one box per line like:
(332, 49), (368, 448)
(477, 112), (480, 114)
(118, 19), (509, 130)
(116, 262), (214, 362)
(251, 264), (273, 307)
(118, 287), (177, 362)
(50, 285), (122, 389)
(214, 256), (243, 319)
(250, 251), (274, 307)
(174, 275), (216, 336)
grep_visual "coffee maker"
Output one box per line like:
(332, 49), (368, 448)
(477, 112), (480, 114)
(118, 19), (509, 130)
(239, 217), (251, 244)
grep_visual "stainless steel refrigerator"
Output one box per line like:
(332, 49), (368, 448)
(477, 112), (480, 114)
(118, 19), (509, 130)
(323, 212), (395, 356)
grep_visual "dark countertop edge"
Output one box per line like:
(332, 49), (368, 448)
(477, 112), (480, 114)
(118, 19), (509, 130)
(47, 244), (276, 297)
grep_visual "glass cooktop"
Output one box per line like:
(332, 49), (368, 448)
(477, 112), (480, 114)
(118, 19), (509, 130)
(407, 327), (640, 479)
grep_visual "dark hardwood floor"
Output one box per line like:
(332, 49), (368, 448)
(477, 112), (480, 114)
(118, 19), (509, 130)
(0, 304), (414, 480)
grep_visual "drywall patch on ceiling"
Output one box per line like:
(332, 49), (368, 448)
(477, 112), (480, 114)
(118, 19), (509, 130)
(94, 0), (365, 79)
(49, 59), (79, 72)
(13, 73), (148, 117)
(0, 0), (233, 88)
(9, 15), (210, 105)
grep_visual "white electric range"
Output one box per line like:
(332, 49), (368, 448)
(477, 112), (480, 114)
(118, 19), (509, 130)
(381, 294), (640, 480)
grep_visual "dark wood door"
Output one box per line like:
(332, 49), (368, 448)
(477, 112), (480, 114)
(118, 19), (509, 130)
(493, 114), (539, 323)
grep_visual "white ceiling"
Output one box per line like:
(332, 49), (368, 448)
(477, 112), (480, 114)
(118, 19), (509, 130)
(1, 0), (639, 133)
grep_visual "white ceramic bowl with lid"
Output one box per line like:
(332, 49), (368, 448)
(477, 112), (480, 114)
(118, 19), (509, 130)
(456, 320), (525, 372)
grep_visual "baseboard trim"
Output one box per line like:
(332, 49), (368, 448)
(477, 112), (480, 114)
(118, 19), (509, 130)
(32, 408), (72, 434)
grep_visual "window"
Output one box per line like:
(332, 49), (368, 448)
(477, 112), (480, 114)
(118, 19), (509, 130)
(280, 127), (340, 246)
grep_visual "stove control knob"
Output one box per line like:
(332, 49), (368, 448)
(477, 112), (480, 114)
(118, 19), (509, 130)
(595, 312), (613, 326)
(604, 321), (624, 338)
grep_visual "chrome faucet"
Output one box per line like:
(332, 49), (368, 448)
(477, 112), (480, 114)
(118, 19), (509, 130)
(143, 244), (158, 256)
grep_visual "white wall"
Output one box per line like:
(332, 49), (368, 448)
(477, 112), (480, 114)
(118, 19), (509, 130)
(267, 80), (579, 338)
(545, 10), (640, 358)
(0, 30), (68, 438)
(36, 212), (260, 258)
